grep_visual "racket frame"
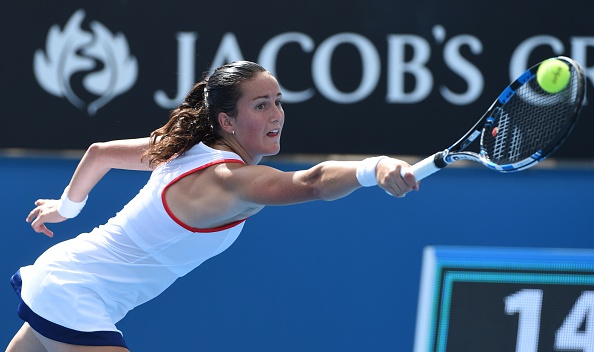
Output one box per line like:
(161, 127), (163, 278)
(404, 56), (585, 181)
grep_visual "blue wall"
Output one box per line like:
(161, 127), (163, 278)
(2, 156), (593, 351)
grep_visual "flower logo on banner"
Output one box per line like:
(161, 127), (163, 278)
(34, 10), (138, 116)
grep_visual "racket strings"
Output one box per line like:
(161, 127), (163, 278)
(481, 69), (580, 165)
(491, 110), (511, 160)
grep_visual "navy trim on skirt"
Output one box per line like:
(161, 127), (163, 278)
(10, 269), (128, 348)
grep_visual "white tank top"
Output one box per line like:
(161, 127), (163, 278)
(20, 142), (247, 330)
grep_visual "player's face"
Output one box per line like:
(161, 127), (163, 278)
(232, 72), (284, 162)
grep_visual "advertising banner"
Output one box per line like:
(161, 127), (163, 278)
(3, 1), (592, 159)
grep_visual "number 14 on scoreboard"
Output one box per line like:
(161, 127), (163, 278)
(506, 289), (594, 351)
(414, 246), (594, 352)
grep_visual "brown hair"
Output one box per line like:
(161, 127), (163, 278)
(142, 61), (267, 167)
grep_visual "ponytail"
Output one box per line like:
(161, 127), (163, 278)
(142, 80), (215, 167)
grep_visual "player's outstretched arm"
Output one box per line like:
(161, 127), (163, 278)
(227, 156), (419, 206)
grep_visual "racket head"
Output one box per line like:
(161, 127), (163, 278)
(478, 56), (585, 172)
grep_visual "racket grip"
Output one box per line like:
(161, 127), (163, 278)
(400, 152), (443, 181)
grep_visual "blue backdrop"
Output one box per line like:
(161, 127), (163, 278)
(1, 156), (593, 351)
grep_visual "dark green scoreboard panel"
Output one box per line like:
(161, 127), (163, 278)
(415, 246), (594, 352)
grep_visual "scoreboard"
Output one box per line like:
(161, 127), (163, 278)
(414, 246), (594, 352)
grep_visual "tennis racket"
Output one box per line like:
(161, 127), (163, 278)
(402, 56), (586, 181)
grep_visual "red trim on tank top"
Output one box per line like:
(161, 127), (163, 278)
(161, 159), (247, 233)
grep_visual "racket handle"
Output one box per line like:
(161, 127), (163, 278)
(400, 152), (444, 181)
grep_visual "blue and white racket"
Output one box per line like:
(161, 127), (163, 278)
(402, 56), (586, 181)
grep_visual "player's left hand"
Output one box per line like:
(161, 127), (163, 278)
(26, 199), (67, 238)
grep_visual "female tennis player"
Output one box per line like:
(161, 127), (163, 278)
(7, 61), (419, 352)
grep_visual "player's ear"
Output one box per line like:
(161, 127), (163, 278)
(218, 112), (235, 134)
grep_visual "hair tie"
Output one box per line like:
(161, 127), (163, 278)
(203, 87), (209, 108)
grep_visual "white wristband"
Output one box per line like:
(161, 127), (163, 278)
(356, 156), (388, 187)
(57, 188), (88, 218)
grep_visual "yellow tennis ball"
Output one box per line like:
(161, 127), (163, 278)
(536, 58), (570, 94)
